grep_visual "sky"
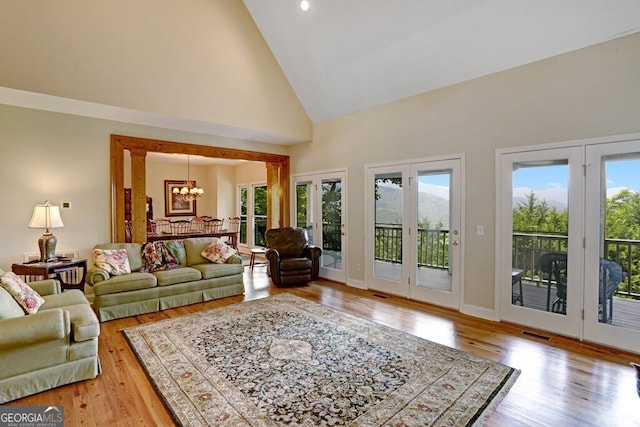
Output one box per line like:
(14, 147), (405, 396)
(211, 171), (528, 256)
(379, 158), (640, 206)
(512, 159), (640, 206)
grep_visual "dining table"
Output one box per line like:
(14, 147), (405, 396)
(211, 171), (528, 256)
(146, 229), (238, 249)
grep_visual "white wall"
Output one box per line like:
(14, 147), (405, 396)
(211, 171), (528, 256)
(289, 32), (640, 312)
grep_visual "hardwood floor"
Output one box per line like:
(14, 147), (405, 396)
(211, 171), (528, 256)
(8, 265), (640, 426)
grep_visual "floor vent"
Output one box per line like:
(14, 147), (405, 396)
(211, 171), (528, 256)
(521, 330), (551, 341)
(373, 294), (388, 299)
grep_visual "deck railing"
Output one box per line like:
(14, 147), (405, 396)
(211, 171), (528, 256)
(512, 232), (640, 299)
(373, 224), (449, 268)
(367, 226), (640, 299)
(297, 223), (640, 298)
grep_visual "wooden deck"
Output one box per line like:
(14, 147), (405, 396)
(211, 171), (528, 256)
(374, 261), (452, 291)
(374, 261), (640, 330)
(515, 280), (640, 330)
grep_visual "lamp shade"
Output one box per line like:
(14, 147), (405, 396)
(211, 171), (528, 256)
(28, 201), (64, 231)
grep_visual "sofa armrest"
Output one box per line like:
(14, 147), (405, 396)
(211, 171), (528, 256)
(0, 309), (69, 350)
(226, 254), (243, 264)
(304, 246), (322, 280)
(87, 266), (111, 286)
(28, 279), (61, 296)
(265, 248), (281, 262)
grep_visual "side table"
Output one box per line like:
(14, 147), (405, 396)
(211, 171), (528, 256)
(11, 258), (88, 291)
(249, 248), (267, 271)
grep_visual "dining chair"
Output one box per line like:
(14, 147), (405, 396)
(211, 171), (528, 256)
(191, 216), (211, 232)
(226, 217), (241, 248)
(170, 219), (193, 235)
(227, 217), (240, 231)
(203, 218), (224, 233)
(153, 218), (171, 234)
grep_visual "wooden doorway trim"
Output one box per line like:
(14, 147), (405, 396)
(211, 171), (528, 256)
(111, 134), (290, 243)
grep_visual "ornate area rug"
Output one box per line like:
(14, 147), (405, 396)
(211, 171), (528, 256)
(123, 294), (519, 426)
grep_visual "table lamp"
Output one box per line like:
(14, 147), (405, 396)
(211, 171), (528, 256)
(28, 201), (64, 262)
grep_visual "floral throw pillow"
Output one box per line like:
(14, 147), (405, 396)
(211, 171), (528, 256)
(0, 272), (45, 314)
(93, 248), (132, 275)
(201, 238), (237, 264)
(140, 241), (178, 272)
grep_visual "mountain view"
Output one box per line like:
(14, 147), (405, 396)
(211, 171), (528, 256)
(375, 184), (450, 229)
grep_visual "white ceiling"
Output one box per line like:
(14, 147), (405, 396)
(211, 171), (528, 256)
(243, 0), (640, 123)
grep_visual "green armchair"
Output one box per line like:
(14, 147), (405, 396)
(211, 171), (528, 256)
(0, 275), (100, 403)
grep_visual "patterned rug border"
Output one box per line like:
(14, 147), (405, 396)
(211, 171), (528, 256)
(122, 293), (520, 426)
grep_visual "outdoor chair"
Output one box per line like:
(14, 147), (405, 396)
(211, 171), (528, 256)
(153, 218), (171, 234)
(599, 258), (623, 323)
(540, 252), (567, 314)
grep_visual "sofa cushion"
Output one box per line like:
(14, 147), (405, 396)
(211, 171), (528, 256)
(184, 237), (218, 266)
(92, 248), (131, 275)
(191, 262), (245, 280)
(280, 257), (312, 271)
(94, 243), (144, 272)
(0, 272), (45, 314)
(92, 272), (157, 296)
(153, 267), (202, 287)
(201, 238), (237, 264)
(0, 286), (25, 319)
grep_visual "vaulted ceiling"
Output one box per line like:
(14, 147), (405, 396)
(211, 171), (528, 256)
(242, 0), (640, 123)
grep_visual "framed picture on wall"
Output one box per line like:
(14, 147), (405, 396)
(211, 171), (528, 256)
(164, 180), (197, 216)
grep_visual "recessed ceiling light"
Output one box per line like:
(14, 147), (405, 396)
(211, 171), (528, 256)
(300, 0), (310, 11)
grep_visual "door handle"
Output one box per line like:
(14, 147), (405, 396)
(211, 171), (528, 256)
(452, 240), (460, 246)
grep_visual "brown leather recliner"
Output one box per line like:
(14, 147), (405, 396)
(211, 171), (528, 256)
(265, 227), (322, 287)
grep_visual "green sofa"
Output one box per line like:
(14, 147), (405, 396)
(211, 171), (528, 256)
(87, 237), (245, 322)
(0, 276), (101, 403)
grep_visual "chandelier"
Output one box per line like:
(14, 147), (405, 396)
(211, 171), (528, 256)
(173, 155), (204, 202)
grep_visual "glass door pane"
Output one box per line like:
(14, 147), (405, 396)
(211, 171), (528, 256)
(295, 181), (314, 244)
(511, 161), (569, 314)
(238, 186), (247, 245)
(415, 170), (453, 292)
(253, 185), (267, 247)
(373, 171), (404, 284)
(321, 177), (343, 273)
(584, 139), (640, 354)
(600, 157), (640, 326)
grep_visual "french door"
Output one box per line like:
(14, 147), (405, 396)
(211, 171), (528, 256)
(584, 139), (640, 353)
(498, 147), (584, 338)
(499, 135), (640, 353)
(366, 156), (463, 309)
(292, 171), (346, 283)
